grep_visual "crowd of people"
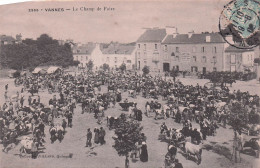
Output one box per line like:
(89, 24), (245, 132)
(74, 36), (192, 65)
(0, 68), (259, 167)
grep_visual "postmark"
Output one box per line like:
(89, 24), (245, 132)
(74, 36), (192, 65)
(219, 0), (260, 49)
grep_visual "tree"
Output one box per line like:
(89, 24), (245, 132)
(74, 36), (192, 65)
(142, 65), (150, 76)
(102, 63), (110, 71)
(119, 63), (126, 72)
(86, 60), (94, 71)
(113, 113), (143, 168)
(0, 34), (74, 70)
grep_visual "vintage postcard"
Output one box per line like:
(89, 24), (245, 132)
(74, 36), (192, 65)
(0, 0), (259, 168)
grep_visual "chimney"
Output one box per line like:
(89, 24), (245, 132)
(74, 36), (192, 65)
(206, 35), (211, 42)
(188, 30), (194, 38)
(166, 26), (178, 35)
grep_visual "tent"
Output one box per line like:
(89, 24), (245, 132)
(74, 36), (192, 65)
(32, 67), (46, 74)
(47, 66), (61, 74)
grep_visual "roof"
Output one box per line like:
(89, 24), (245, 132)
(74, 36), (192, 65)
(137, 28), (167, 43)
(0, 35), (15, 42)
(47, 66), (61, 74)
(225, 46), (254, 52)
(162, 32), (225, 44)
(73, 43), (96, 55)
(101, 42), (136, 55)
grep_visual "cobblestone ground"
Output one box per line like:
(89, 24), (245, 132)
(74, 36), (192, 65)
(0, 76), (259, 168)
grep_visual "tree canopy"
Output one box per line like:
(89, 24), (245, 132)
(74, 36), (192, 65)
(0, 34), (75, 70)
(142, 65), (150, 76)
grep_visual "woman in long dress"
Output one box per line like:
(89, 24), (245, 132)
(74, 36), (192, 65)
(140, 142), (148, 162)
(94, 128), (99, 144)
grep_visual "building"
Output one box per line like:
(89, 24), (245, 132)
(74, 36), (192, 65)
(72, 42), (96, 68)
(101, 42), (136, 70)
(161, 32), (227, 73)
(136, 28), (167, 73)
(73, 42), (136, 70)
(0, 35), (16, 45)
(224, 46), (255, 72)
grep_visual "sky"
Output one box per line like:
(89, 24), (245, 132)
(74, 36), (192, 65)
(0, 0), (229, 43)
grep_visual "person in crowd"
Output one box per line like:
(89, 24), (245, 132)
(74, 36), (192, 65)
(140, 141), (148, 162)
(86, 128), (92, 147)
(67, 112), (73, 128)
(160, 122), (168, 134)
(62, 119), (67, 132)
(31, 139), (38, 159)
(94, 128), (99, 144)
(99, 127), (106, 145)
(28, 96), (32, 106)
(174, 159), (183, 168)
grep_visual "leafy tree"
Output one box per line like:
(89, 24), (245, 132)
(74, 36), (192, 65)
(113, 113), (143, 168)
(119, 63), (126, 72)
(142, 65), (150, 76)
(102, 63), (110, 71)
(86, 60), (94, 71)
(0, 34), (74, 70)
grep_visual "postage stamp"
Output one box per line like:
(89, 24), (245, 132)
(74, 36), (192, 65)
(219, 0), (260, 49)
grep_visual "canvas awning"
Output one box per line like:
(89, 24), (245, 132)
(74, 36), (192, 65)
(32, 67), (43, 74)
(47, 66), (60, 74)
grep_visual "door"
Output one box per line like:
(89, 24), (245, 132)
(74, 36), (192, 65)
(203, 67), (206, 75)
(163, 63), (170, 72)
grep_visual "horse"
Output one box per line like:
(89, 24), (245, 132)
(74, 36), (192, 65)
(20, 137), (38, 154)
(56, 125), (65, 142)
(49, 127), (57, 143)
(183, 140), (203, 165)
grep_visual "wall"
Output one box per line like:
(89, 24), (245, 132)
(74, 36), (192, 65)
(162, 43), (225, 72)
(136, 42), (163, 72)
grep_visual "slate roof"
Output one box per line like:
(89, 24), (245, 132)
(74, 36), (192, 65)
(137, 28), (167, 43)
(162, 32), (225, 44)
(225, 46), (254, 52)
(101, 42), (136, 55)
(72, 43), (96, 55)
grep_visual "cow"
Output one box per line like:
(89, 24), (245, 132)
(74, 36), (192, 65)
(184, 141), (203, 165)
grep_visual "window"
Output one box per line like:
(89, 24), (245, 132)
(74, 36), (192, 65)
(202, 47), (205, 53)
(115, 57), (117, 63)
(214, 47), (217, 53)
(192, 46), (196, 53)
(171, 52), (175, 56)
(164, 45), (167, 51)
(138, 52), (140, 59)
(213, 67), (217, 71)
(176, 56), (179, 61)
(193, 56), (197, 62)
(231, 54), (236, 64)
(138, 44), (140, 48)
(144, 44), (146, 50)
(81, 56), (83, 61)
(77, 49), (80, 53)
(76, 56), (78, 61)
(155, 44), (158, 50)
(213, 56), (217, 63)
(202, 56), (207, 63)
(127, 60), (131, 63)
(176, 47), (179, 53)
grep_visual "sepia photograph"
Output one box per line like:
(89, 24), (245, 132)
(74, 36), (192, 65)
(0, 0), (259, 168)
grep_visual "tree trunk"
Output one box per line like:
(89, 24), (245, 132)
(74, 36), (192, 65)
(125, 155), (129, 168)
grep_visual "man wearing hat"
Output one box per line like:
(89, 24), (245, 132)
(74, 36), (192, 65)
(86, 128), (92, 147)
